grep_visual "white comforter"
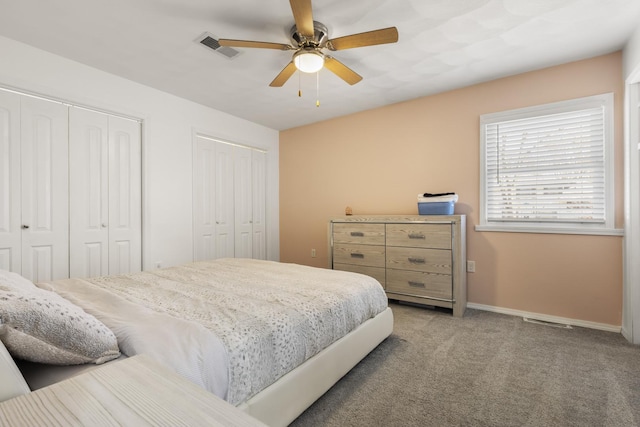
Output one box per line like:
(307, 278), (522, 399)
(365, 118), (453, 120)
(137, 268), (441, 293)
(39, 258), (388, 405)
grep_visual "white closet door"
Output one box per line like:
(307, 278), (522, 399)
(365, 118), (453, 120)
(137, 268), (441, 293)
(69, 108), (109, 277)
(251, 150), (266, 260)
(214, 141), (235, 258)
(107, 116), (142, 275)
(193, 136), (235, 260)
(193, 137), (267, 261)
(234, 145), (253, 259)
(193, 136), (217, 261)
(0, 91), (21, 272)
(20, 97), (69, 282)
(69, 110), (141, 278)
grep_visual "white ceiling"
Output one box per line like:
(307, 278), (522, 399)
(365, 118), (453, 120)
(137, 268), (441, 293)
(1, 0), (639, 130)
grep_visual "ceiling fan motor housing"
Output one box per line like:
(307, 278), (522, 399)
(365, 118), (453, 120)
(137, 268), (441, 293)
(290, 21), (328, 48)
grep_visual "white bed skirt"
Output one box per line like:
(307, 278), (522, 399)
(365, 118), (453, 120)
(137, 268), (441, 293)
(238, 306), (394, 426)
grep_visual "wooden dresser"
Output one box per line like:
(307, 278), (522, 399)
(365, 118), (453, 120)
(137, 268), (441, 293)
(330, 215), (467, 317)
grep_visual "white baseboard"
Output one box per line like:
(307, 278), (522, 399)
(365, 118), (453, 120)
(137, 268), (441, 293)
(467, 302), (621, 333)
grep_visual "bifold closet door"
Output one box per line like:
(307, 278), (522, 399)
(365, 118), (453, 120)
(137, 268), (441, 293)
(193, 137), (215, 261)
(69, 108), (108, 277)
(233, 146), (267, 259)
(234, 145), (253, 258)
(0, 91), (21, 273)
(69, 108), (141, 278)
(213, 141), (235, 258)
(107, 115), (142, 275)
(193, 137), (266, 261)
(20, 97), (69, 282)
(251, 150), (266, 260)
(193, 136), (234, 261)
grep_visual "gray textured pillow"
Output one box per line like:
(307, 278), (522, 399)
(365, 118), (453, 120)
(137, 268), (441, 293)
(0, 270), (120, 365)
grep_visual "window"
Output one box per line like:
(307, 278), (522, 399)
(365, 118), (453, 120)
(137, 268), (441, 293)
(477, 93), (618, 235)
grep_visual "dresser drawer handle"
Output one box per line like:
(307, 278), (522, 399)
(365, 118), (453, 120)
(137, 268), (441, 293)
(350, 253), (365, 259)
(408, 281), (426, 288)
(408, 257), (425, 264)
(408, 233), (425, 239)
(350, 231), (364, 237)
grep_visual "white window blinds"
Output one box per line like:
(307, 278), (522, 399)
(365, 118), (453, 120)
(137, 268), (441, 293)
(485, 107), (605, 223)
(479, 93), (615, 234)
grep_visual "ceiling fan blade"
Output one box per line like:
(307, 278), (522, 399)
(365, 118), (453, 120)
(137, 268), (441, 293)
(324, 57), (362, 85)
(270, 62), (298, 87)
(218, 39), (293, 50)
(289, 0), (314, 39)
(327, 27), (399, 51)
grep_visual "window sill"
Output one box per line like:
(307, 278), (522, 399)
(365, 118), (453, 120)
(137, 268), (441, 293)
(475, 224), (624, 236)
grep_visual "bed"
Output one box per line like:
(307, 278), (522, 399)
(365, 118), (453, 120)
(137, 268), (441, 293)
(0, 258), (393, 426)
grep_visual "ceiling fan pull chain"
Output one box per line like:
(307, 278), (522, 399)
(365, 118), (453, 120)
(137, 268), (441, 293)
(316, 71), (320, 107)
(298, 71), (302, 97)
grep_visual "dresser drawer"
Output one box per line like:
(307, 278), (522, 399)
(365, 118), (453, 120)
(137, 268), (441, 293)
(333, 263), (386, 287)
(332, 223), (385, 245)
(386, 269), (452, 300)
(386, 246), (451, 274)
(386, 223), (451, 249)
(333, 243), (385, 268)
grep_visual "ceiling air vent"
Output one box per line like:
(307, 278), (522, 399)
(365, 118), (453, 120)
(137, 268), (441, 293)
(196, 33), (241, 59)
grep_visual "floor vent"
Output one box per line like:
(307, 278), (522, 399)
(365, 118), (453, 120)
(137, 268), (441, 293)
(523, 317), (572, 329)
(196, 33), (241, 59)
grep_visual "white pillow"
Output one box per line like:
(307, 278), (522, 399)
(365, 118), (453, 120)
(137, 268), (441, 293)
(0, 270), (121, 365)
(0, 338), (30, 402)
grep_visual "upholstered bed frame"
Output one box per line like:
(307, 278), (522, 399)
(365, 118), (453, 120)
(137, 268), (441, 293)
(10, 307), (393, 426)
(2, 259), (394, 426)
(239, 306), (393, 426)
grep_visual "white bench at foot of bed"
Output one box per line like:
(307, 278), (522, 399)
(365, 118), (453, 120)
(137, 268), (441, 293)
(2, 355), (266, 426)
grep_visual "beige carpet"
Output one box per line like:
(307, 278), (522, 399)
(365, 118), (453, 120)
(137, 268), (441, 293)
(290, 302), (640, 427)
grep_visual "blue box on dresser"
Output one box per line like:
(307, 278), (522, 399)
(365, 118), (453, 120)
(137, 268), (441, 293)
(418, 200), (455, 215)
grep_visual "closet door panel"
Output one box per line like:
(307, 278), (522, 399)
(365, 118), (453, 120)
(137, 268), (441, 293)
(214, 142), (234, 258)
(193, 136), (216, 261)
(251, 150), (266, 260)
(234, 146), (252, 259)
(108, 116), (141, 275)
(0, 91), (21, 272)
(69, 107), (109, 278)
(20, 97), (68, 282)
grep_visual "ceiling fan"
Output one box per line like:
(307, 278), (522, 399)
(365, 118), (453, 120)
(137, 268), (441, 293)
(218, 0), (399, 87)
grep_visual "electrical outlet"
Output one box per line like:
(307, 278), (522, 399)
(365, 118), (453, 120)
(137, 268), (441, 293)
(311, 249), (317, 258)
(467, 260), (476, 273)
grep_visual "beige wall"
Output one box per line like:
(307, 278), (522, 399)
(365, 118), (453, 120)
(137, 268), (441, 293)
(280, 52), (624, 327)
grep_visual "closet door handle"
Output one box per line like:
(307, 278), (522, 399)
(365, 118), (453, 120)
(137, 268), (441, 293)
(21, 224), (29, 229)
(101, 224), (108, 228)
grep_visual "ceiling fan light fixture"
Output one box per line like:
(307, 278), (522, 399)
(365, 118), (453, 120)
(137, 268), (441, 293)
(293, 50), (325, 73)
